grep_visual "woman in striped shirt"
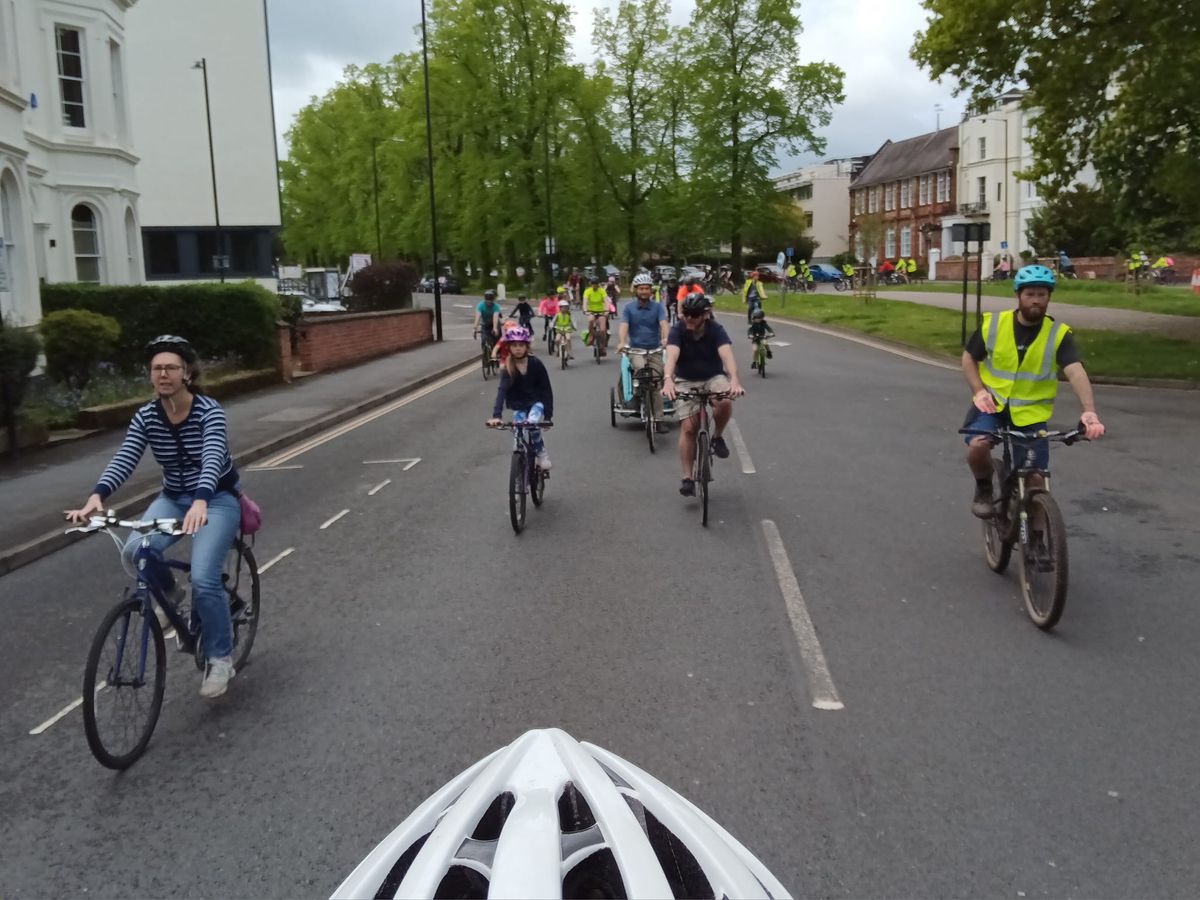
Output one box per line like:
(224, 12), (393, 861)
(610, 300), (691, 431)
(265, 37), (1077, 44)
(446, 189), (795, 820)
(66, 335), (242, 699)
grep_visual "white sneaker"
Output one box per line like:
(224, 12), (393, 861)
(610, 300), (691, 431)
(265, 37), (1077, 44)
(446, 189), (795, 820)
(535, 450), (552, 470)
(199, 656), (235, 699)
(154, 581), (187, 631)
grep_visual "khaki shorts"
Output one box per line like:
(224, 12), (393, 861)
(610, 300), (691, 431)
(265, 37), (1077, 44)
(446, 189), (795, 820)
(673, 374), (730, 419)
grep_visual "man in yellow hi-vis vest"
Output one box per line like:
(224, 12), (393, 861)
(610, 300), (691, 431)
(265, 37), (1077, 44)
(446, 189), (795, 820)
(961, 264), (1106, 518)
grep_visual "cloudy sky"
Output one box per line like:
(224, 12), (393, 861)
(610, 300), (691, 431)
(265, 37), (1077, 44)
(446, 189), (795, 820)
(266, 0), (966, 171)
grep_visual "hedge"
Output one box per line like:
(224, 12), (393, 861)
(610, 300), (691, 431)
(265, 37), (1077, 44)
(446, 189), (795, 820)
(40, 281), (280, 370)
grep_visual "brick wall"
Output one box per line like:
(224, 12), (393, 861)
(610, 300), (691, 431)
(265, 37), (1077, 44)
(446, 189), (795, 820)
(276, 324), (293, 382)
(936, 254), (1200, 282)
(296, 308), (433, 373)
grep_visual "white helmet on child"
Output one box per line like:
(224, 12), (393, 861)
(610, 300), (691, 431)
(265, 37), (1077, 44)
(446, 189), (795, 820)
(332, 728), (790, 899)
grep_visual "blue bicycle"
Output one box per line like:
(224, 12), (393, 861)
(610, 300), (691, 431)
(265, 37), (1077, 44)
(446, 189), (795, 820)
(70, 513), (260, 768)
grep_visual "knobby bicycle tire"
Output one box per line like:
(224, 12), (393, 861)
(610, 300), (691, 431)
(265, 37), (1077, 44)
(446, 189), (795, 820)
(226, 540), (261, 672)
(609, 387), (617, 428)
(481, 346), (492, 381)
(83, 596), (166, 769)
(509, 451), (527, 533)
(1020, 491), (1069, 629)
(530, 452), (545, 507)
(983, 461), (1014, 573)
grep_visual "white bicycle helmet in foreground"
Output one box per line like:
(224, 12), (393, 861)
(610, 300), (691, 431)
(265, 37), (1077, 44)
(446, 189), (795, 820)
(332, 728), (790, 899)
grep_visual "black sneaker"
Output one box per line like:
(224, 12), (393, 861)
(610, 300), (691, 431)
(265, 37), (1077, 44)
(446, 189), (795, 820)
(971, 482), (995, 519)
(711, 436), (730, 459)
(655, 423), (670, 434)
(679, 478), (695, 497)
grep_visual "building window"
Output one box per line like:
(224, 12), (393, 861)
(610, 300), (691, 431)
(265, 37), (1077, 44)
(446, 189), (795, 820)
(885, 227), (895, 258)
(900, 226), (911, 257)
(145, 231), (180, 277)
(869, 188), (878, 213)
(804, 211), (814, 228)
(997, 180), (1003, 202)
(937, 170), (949, 202)
(795, 183), (813, 201)
(854, 235), (863, 260)
(142, 227), (274, 280)
(884, 183), (894, 211)
(854, 190), (863, 215)
(56, 26), (86, 128)
(900, 180), (911, 208)
(978, 136), (987, 160)
(110, 40), (127, 141)
(1026, 180), (1037, 199)
(919, 175), (930, 206)
(72, 204), (101, 282)
(918, 230), (925, 256)
(977, 176), (987, 205)
(1, 172), (21, 312)
(124, 207), (137, 282)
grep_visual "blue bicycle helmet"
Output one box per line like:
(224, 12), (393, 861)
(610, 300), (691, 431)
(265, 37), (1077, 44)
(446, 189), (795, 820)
(1013, 265), (1056, 292)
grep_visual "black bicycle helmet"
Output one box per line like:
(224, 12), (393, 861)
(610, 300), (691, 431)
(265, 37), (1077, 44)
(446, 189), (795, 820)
(751, 308), (765, 320)
(144, 334), (197, 365)
(483, 289), (497, 301)
(681, 293), (712, 317)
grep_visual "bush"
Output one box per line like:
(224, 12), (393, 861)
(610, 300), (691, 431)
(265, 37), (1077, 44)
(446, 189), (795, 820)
(0, 320), (41, 424)
(39, 309), (120, 389)
(347, 260), (417, 312)
(40, 281), (280, 370)
(830, 252), (858, 272)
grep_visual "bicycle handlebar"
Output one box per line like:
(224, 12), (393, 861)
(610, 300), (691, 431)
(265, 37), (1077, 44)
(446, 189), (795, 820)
(673, 389), (735, 401)
(619, 347), (665, 356)
(958, 425), (1088, 445)
(66, 513), (185, 536)
(487, 421), (555, 430)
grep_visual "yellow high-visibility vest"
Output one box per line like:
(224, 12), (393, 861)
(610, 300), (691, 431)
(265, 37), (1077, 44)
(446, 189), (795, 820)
(978, 310), (1069, 426)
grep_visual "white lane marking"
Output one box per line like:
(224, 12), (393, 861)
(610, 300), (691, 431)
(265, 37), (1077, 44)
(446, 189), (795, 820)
(255, 367), (472, 467)
(769, 340), (792, 347)
(367, 478), (392, 496)
(362, 458), (421, 470)
(245, 464), (305, 471)
(453, 303), (473, 309)
(257, 547), (295, 574)
(761, 519), (844, 711)
(319, 509), (350, 530)
(29, 679), (107, 735)
(726, 419), (756, 474)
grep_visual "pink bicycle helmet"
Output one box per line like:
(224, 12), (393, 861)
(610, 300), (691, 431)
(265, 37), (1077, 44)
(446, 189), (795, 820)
(505, 326), (532, 343)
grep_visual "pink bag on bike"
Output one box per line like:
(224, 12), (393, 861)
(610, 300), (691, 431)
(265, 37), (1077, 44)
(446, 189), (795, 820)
(237, 492), (263, 535)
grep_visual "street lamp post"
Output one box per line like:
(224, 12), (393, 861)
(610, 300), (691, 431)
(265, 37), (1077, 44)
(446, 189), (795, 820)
(420, 0), (443, 342)
(192, 58), (225, 283)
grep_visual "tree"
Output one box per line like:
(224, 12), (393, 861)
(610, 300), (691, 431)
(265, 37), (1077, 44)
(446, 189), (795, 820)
(685, 0), (844, 276)
(912, 0), (1200, 249)
(1024, 186), (1122, 257)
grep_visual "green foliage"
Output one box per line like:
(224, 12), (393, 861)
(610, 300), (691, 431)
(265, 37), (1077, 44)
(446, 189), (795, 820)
(347, 260), (417, 311)
(831, 251), (858, 271)
(912, 0), (1200, 249)
(0, 320), (41, 420)
(40, 282), (280, 370)
(1024, 186), (1123, 257)
(39, 309), (121, 389)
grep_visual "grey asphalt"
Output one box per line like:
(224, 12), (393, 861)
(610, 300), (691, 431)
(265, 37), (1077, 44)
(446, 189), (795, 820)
(2, 302), (1199, 898)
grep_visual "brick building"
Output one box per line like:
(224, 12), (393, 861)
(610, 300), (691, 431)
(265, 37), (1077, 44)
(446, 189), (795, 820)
(848, 127), (958, 270)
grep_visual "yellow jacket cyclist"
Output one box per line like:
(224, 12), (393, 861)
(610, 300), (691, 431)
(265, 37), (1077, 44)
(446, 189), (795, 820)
(582, 276), (612, 355)
(961, 265), (1106, 518)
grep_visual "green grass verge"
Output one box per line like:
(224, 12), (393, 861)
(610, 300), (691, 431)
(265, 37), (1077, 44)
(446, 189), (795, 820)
(878, 280), (1200, 317)
(714, 294), (1200, 382)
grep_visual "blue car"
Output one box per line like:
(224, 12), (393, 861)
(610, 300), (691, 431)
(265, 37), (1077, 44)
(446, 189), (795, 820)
(809, 263), (842, 283)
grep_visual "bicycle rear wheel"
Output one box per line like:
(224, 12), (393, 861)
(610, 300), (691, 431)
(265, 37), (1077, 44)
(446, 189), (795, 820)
(83, 596), (166, 769)
(1019, 491), (1069, 629)
(225, 540), (260, 672)
(481, 346), (492, 381)
(643, 394), (655, 453)
(509, 451), (527, 533)
(695, 431), (710, 526)
(560, 339), (567, 369)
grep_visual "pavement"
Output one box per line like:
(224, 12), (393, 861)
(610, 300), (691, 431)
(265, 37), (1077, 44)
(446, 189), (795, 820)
(2, 300), (1199, 897)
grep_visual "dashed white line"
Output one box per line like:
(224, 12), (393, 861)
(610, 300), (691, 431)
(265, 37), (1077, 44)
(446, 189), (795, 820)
(362, 458), (421, 470)
(319, 509), (350, 530)
(726, 419), (756, 474)
(761, 519), (844, 711)
(257, 546), (295, 573)
(246, 464), (305, 471)
(29, 680), (107, 736)
(367, 478), (392, 496)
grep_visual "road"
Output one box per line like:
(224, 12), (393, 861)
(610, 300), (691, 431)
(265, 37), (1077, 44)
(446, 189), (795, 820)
(2, 303), (1199, 898)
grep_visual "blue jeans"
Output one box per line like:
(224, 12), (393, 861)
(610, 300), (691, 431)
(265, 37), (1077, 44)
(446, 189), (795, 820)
(512, 403), (546, 454)
(122, 491), (241, 659)
(962, 407), (1050, 471)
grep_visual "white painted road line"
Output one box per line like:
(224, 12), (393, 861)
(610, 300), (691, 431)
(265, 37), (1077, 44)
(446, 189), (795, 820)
(367, 478), (392, 496)
(246, 464), (305, 471)
(362, 458), (421, 470)
(319, 509), (350, 530)
(257, 547), (295, 574)
(761, 519), (844, 711)
(727, 419), (756, 474)
(255, 367), (472, 467)
(29, 680), (107, 736)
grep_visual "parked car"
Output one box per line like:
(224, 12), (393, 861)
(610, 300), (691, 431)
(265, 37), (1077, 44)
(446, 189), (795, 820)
(653, 265), (677, 281)
(679, 266), (707, 281)
(755, 263), (786, 283)
(417, 274), (460, 294)
(809, 263), (842, 283)
(302, 297), (347, 313)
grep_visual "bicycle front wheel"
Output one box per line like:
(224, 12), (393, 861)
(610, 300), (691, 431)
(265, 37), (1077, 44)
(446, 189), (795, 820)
(643, 395), (656, 453)
(695, 431), (710, 526)
(481, 346), (492, 381)
(509, 451), (527, 534)
(225, 541), (260, 672)
(83, 596), (166, 769)
(530, 453), (545, 507)
(1019, 491), (1069, 629)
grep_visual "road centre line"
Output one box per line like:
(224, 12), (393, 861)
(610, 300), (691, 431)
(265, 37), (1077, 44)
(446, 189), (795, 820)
(362, 458), (421, 470)
(246, 464), (305, 471)
(726, 419), (756, 474)
(367, 479), (392, 496)
(319, 509), (350, 530)
(29, 694), (86, 735)
(257, 547), (295, 573)
(254, 367), (472, 468)
(761, 519), (844, 711)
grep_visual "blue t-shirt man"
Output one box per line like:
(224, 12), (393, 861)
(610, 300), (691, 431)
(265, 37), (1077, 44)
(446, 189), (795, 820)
(621, 297), (666, 348)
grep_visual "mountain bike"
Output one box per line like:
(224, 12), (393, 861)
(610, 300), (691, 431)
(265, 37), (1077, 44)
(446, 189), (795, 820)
(614, 347), (666, 452)
(587, 313), (609, 363)
(488, 420), (553, 534)
(833, 276), (852, 292)
(676, 389), (734, 527)
(67, 513), (260, 768)
(958, 424), (1087, 629)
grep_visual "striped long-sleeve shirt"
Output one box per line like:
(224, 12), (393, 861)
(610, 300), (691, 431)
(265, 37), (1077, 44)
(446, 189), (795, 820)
(94, 395), (238, 502)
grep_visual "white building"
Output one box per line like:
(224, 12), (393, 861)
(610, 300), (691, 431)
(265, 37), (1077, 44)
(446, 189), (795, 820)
(949, 91), (1096, 259)
(1, 0), (143, 326)
(124, 0), (279, 284)
(773, 159), (857, 262)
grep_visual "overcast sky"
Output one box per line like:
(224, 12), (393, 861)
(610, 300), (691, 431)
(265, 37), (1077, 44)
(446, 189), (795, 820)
(265, 0), (966, 171)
